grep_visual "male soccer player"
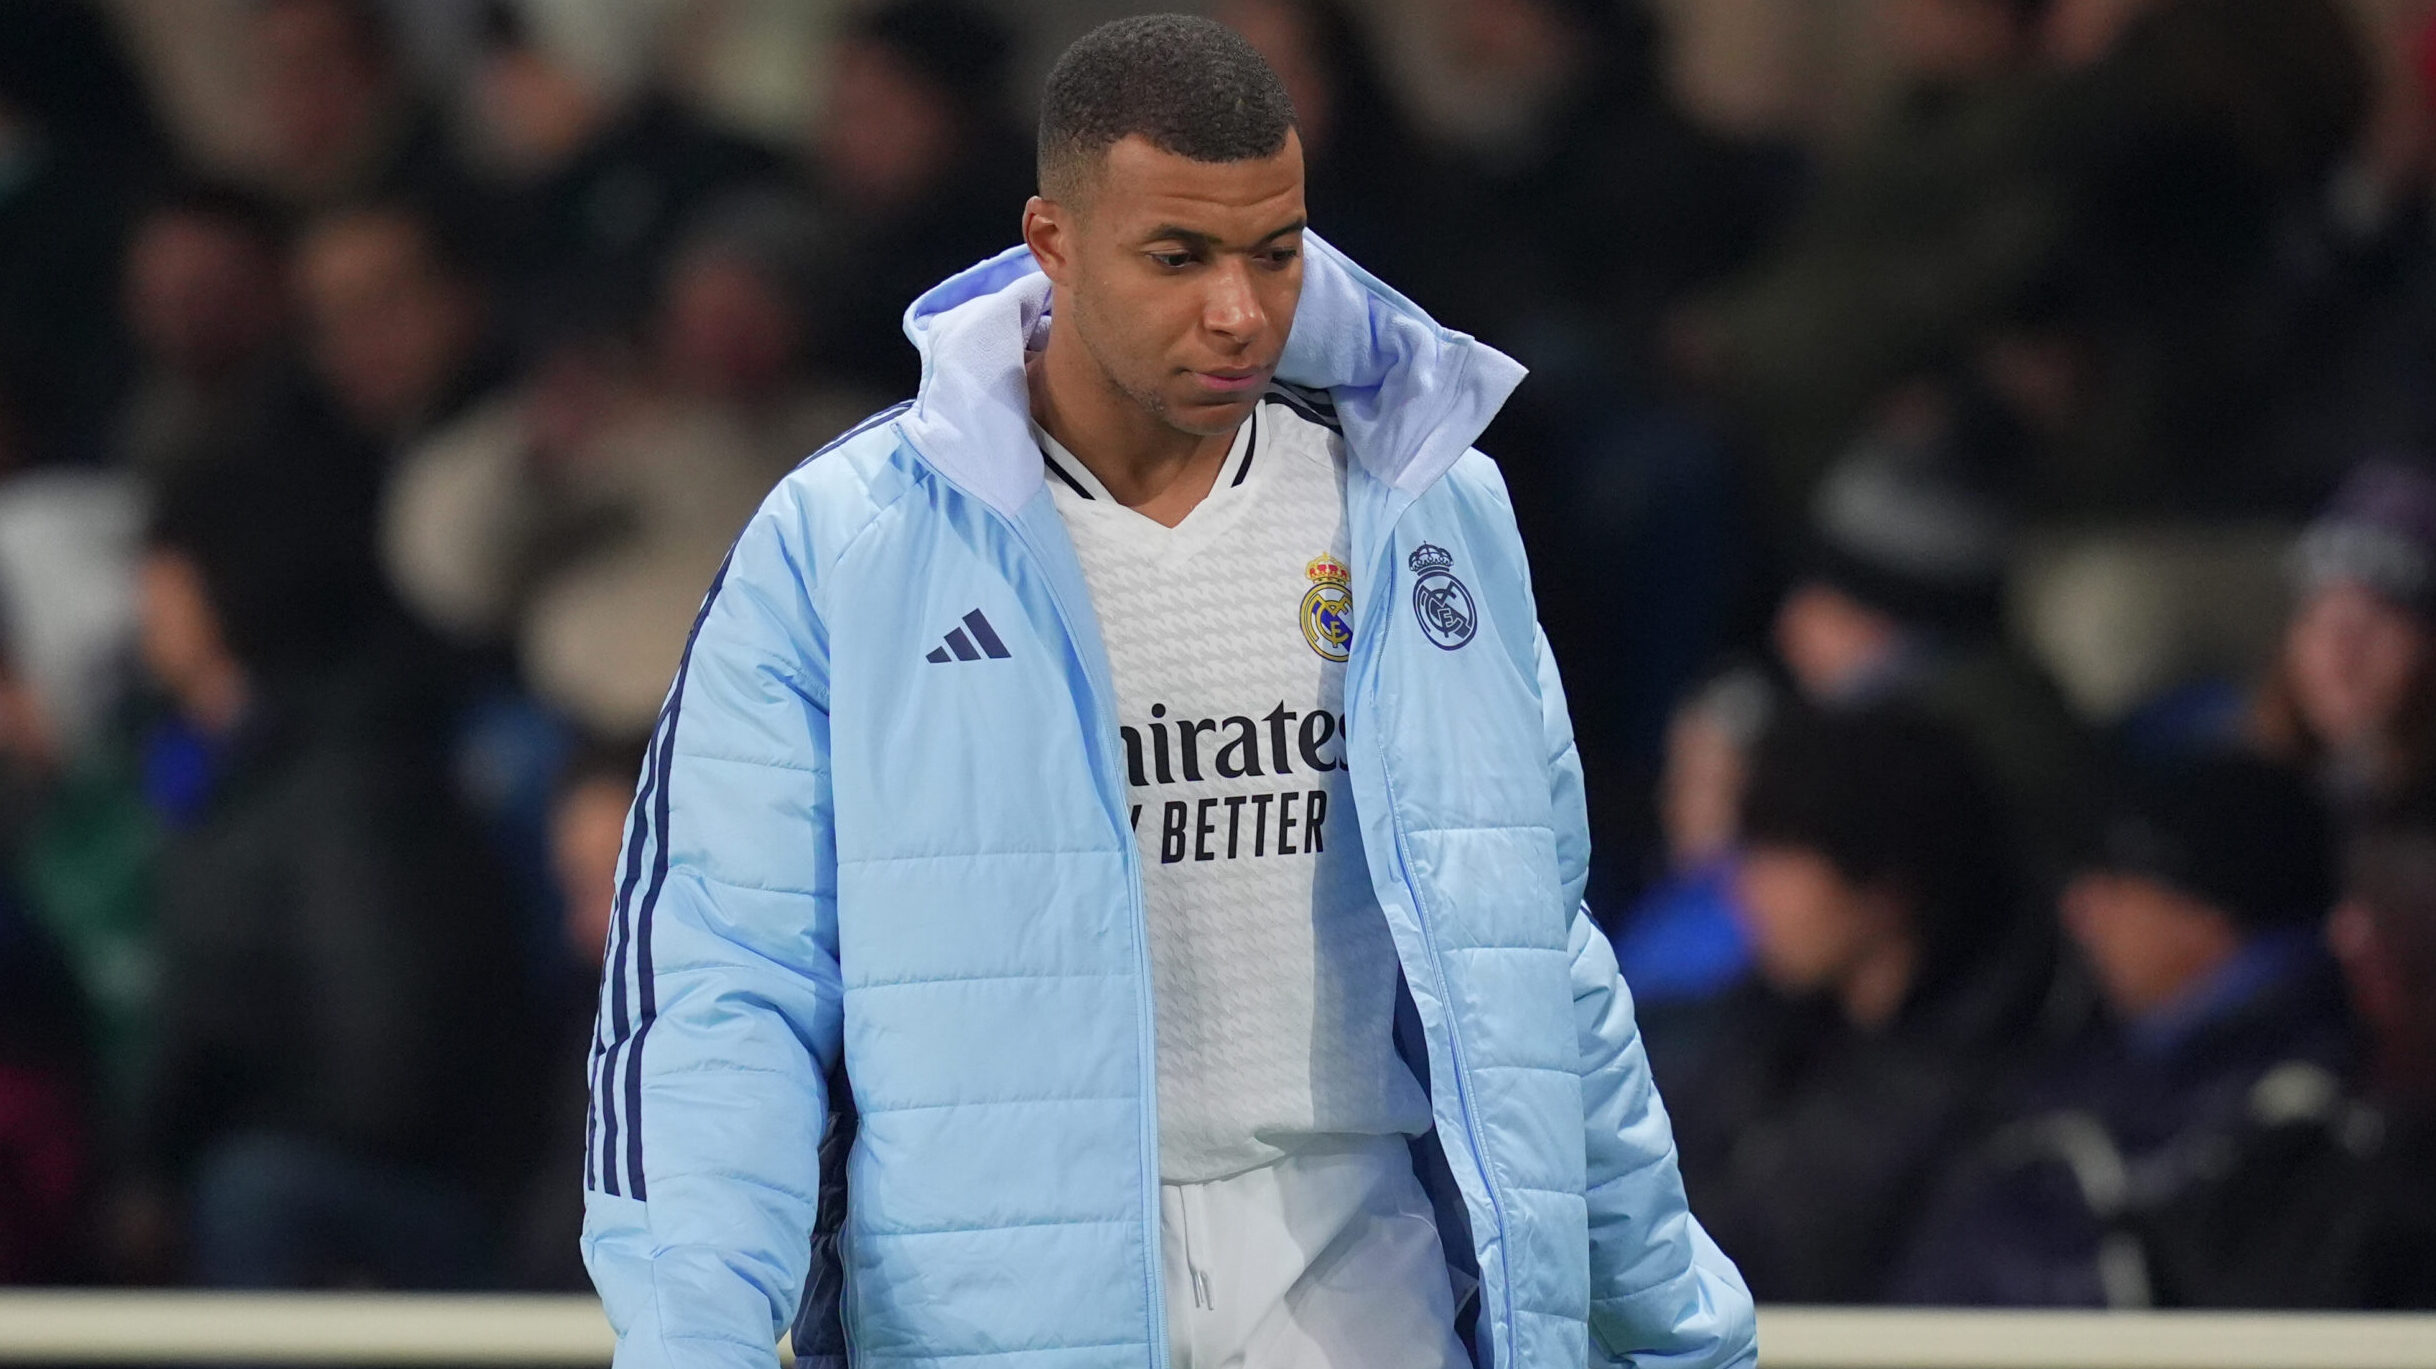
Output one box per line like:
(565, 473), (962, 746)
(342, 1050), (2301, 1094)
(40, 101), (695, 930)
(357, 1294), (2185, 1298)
(582, 16), (1753, 1369)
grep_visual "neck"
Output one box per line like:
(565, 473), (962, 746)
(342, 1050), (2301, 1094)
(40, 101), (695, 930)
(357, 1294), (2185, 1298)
(1840, 934), (1919, 1032)
(1027, 317), (1237, 527)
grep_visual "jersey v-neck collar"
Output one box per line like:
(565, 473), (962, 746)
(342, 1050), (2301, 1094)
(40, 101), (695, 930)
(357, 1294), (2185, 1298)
(1032, 408), (1259, 515)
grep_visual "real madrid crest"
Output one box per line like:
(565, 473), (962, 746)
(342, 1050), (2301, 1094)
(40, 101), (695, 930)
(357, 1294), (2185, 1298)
(1301, 555), (1354, 662)
(1408, 543), (1476, 650)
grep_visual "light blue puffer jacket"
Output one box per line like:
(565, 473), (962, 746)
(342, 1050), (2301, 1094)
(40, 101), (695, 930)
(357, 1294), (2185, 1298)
(580, 237), (1756, 1369)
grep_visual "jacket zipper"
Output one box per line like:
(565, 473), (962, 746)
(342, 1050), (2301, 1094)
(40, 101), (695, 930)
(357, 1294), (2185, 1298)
(1350, 535), (1515, 1369)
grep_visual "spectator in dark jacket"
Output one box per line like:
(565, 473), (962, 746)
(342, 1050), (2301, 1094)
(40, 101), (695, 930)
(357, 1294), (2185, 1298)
(1773, 419), (2097, 875)
(2132, 812), (2436, 1308)
(1664, 704), (2055, 1302)
(1892, 749), (2354, 1306)
(126, 459), (532, 1288)
(466, 0), (790, 350)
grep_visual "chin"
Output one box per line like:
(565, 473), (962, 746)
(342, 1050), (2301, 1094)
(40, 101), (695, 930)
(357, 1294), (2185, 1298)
(1162, 391), (1258, 437)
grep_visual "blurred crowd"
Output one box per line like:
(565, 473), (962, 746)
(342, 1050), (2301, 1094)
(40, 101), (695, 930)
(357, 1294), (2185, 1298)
(0, 0), (2434, 1309)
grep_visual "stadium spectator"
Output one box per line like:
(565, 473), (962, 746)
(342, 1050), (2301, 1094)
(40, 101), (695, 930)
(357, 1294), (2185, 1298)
(293, 203), (495, 453)
(2125, 813), (2436, 1308)
(1608, 667), (1772, 1043)
(384, 193), (870, 734)
(1665, 704), (2054, 1302)
(1773, 413), (2096, 872)
(246, 0), (475, 219)
(468, 0), (789, 350)
(805, 0), (1034, 398)
(113, 184), (293, 479)
(2256, 461), (2436, 820)
(124, 460), (533, 1288)
(1893, 750), (2352, 1305)
(1710, 0), (2369, 519)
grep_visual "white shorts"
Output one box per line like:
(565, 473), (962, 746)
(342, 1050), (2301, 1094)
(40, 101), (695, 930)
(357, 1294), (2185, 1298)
(1160, 1134), (1470, 1369)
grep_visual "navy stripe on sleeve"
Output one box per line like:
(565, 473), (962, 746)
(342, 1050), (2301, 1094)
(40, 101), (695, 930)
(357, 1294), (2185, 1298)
(587, 399), (905, 1197)
(616, 552), (732, 1200)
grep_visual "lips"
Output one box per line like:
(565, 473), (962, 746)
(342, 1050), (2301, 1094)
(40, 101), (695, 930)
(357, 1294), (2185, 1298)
(1193, 368), (1267, 394)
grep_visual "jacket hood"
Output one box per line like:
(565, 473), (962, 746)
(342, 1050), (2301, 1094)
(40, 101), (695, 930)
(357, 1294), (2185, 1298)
(896, 234), (1526, 518)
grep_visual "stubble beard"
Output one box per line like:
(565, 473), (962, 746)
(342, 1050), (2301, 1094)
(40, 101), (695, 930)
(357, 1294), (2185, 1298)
(1072, 298), (1241, 440)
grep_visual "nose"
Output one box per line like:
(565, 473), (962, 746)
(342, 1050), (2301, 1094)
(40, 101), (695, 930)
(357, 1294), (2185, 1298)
(1203, 258), (1265, 345)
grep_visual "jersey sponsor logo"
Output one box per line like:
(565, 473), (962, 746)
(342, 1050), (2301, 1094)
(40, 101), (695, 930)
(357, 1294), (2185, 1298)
(1119, 701), (1344, 864)
(1300, 555), (1354, 662)
(1408, 543), (1476, 650)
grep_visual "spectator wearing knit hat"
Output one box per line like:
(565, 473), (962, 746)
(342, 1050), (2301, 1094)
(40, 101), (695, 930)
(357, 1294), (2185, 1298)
(1663, 704), (2056, 1303)
(1892, 749), (2355, 1306)
(1772, 418), (2096, 874)
(2257, 459), (2436, 819)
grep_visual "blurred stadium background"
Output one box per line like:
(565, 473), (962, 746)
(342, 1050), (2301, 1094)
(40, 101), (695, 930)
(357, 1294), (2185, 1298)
(2, 0), (2436, 1363)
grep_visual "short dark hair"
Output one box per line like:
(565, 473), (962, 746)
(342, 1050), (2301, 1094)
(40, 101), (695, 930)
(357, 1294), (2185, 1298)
(1037, 14), (1295, 201)
(1741, 703), (2022, 992)
(145, 455), (385, 676)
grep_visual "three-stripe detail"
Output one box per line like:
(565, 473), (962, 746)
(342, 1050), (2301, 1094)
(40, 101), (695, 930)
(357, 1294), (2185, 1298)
(586, 400), (908, 1200)
(926, 609), (1011, 663)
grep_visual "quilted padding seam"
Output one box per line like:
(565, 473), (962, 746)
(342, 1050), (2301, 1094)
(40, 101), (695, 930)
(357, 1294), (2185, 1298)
(1502, 1183), (1593, 1200)
(686, 871), (827, 898)
(668, 748), (829, 776)
(854, 1093), (1135, 1116)
(854, 1216), (1134, 1239)
(837, 848), (1124, 868)
(642, 1059), (811, 1083)
(643, 1168), (815, 1204)
(1393, 821), (1557, 837)
(1583, 1149), (1671, 1194)
(850, 1338), (1148, 1363)
(845, 971), (1126, 992)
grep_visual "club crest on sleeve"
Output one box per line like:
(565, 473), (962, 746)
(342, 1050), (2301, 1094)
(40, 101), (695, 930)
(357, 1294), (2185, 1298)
(1407, 543), (1476, 650)
(1301, 555), (1354, 662)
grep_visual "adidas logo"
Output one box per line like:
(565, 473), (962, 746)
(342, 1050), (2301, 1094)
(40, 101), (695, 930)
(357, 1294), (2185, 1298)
(925, 609), (1012, 663)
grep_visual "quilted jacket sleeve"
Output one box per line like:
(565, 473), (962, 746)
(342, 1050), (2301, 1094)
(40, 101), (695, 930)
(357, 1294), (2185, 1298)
(581, 501), (845, 1369)
(1537, 628), (1759, 1368)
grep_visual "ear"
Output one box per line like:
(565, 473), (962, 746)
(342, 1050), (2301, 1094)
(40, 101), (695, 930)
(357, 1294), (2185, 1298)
(1024, 195), (1074, 286)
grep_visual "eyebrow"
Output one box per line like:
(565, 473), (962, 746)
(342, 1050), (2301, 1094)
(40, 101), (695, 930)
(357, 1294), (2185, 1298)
(1141, 216), (1308, 250)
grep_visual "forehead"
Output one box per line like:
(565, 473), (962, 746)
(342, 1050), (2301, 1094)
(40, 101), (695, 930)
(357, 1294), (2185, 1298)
(1086, 131), (1306, 240)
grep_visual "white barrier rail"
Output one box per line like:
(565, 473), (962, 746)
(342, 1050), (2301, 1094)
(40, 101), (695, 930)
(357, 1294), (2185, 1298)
(0, 1294), (2433, 1367)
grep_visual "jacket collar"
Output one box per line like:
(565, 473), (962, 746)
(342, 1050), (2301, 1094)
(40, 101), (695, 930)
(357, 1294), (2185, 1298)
(896, 233), (1526, 520)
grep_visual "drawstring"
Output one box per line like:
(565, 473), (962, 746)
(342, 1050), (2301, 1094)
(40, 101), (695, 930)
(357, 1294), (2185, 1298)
(1178, 1187), (1214, 1310)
